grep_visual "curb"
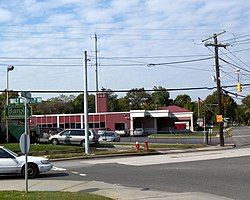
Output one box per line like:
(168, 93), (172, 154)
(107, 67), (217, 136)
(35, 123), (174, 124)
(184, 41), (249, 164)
(50, 144), (235, 162)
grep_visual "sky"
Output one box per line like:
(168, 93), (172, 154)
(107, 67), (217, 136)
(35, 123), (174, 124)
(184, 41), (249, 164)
(0, 0), (249, 103)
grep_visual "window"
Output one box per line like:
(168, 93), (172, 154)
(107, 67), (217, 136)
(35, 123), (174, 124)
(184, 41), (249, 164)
(70, 130), (83, 136)
(60, 130), (70, 136)
(100, 122), (105, 128)
(0, 149), (12, 158)
(115, 123), (125, 130)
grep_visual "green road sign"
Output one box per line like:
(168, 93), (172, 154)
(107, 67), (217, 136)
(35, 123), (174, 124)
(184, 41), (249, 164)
(9, 97), (42, 104)
(6, 104), (32, 119)
(29, 97), (42, 104)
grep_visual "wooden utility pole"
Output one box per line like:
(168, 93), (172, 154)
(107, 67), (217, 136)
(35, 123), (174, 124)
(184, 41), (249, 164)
(202, 31), (229, 146)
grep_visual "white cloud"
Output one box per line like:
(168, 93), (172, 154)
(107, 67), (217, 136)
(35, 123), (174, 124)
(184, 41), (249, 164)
(0, 8), (12, 22)
(0, 0), (249, 101)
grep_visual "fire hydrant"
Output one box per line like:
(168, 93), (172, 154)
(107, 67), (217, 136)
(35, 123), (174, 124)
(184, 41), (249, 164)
(144, 140), (149, 151)
(135, 141), (140, 150)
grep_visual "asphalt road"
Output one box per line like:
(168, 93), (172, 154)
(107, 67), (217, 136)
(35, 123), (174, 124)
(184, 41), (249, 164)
(232, 126), (250, 147)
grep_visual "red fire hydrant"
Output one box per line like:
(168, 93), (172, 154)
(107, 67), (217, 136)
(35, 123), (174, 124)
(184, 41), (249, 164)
(135, 141), (140, 150)
(144, 140), (149, 151)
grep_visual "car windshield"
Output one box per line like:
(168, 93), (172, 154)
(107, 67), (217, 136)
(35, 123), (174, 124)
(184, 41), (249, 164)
(2, 147), (18, 157)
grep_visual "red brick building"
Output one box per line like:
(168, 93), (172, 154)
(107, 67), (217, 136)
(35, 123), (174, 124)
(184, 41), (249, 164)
(30, 93), (194, 134)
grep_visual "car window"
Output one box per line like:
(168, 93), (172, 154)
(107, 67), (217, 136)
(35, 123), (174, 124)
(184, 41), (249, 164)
(60, 130), (70, 136)
(0, 149), (13, 158)
(70, 130), (83, 136)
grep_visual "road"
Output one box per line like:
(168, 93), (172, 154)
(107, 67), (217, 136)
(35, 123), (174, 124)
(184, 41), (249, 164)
(232, 126), (250, 147)
(45, 147), (250, 200)
(0, 126), (249, 200)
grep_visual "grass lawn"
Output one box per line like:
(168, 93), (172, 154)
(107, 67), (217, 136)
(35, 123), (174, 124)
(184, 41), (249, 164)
(0, 191), (111, 200)
(1, 142), (206, 159)
(148, 133), (217, 138)
(3, 143), (83, 153)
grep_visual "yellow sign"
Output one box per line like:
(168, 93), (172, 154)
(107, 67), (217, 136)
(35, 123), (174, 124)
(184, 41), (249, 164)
(216, 115), (223, 123)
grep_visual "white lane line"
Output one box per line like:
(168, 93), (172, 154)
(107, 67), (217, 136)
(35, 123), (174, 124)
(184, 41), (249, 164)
(79, 174), (86, 176)
(233, 135), (250, 138)
(71, 171), (79, 174)
(52, 166), (67, 171)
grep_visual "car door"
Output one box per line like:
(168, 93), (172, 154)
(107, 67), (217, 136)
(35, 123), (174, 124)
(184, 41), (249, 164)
(57, 130), (70, 144)
(0, 148), (18, 174)
(69, 130), (84, 145)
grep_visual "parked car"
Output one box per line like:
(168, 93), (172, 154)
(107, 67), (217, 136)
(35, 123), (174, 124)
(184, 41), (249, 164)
(99, 131), (121, 142)
(0, 146), (53, 178)
(134, 128), (148, 137)
(115, 130), (129, 137)
(48, 129), (99, 146)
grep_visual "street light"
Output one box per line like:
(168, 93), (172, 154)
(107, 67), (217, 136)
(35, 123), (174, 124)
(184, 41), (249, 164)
(6, 65), (14, 143)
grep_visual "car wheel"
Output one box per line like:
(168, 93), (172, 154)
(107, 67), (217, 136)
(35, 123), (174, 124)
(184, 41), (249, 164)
(22, 163), (38, 178)
(51, 138), (59, 145)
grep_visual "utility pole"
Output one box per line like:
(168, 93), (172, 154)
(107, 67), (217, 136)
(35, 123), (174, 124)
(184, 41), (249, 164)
(94, 34), (99, 113)
(84, 51), (89, 155)
(202, 31), (229, 146)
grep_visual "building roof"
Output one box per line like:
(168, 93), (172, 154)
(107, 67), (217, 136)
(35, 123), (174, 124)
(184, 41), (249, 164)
(158, 105), (191, 113)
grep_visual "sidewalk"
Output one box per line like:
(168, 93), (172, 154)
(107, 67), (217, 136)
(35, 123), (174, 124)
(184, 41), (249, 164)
(0, 179), (233, 200)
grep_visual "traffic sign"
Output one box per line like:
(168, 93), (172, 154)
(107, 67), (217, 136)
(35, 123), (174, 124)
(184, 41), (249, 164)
(216, 115), (223, 123)
(21, 91), (31, 99)
(9, 97), (42, 104)
(19, 133), (30, 154)
(6, 104), (32, 119)
(29, 97), (42, 104)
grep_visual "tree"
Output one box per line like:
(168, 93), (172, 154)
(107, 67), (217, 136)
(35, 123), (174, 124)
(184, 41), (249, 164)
(151, 86), (172, 109)
(125, 88), (151, 110)
(237, 95), (250, 124)
(202, 91), (237, 124)
(174, 94), (192, 110)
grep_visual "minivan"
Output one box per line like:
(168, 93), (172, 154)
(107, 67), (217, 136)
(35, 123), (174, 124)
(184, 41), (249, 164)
(48, 129), (99, 146)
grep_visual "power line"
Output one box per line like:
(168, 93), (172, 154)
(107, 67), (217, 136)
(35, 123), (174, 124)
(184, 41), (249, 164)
(1, 83), (249, 94)
(219, 58), (250, 73)
(147, 56), (213, 67)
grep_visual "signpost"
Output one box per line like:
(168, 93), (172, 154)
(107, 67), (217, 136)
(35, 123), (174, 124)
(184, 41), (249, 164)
(6, 92), (42, 193)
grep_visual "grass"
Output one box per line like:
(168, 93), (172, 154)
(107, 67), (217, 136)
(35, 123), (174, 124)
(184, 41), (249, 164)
(3, 143), (83, 153)
(148, 133), (216, 138)
(0, 191), (111, 200)
(1, 142), (206, 159)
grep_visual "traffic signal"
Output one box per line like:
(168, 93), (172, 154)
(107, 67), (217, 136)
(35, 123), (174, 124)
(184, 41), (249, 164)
(236, 83), (242, 92)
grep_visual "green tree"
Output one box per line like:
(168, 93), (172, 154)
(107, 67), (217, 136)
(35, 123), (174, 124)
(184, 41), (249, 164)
(237, 95), (250, 124)
(150, 86), (172, 109)
(174, 94), (192, 110)
(125, 88), (151, 110)
(202, 91), (237, 123)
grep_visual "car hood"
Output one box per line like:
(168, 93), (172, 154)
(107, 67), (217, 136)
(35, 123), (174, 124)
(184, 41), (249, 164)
(16, 155), (49, 163)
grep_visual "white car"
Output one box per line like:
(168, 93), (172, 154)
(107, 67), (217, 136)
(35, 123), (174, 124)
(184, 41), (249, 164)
(0, 146), (53, 178)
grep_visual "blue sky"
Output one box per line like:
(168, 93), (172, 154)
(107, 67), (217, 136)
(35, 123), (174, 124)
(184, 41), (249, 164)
(0, 0), (249, 102)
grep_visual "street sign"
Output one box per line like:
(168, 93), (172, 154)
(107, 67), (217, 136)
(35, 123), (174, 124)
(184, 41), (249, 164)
(29, 97), (42, 104)
(19, 133), (30, 154)
(21, 91), (31, 99)
(6, 104), (32, 119)
(9, 97), (42, 104)
(216, 115), (223, 123)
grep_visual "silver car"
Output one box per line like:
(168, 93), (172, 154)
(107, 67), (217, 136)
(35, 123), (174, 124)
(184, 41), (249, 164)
(0, 146), (53, 178)
(49, 129), (99, 146)
(99, 131), (121, 142)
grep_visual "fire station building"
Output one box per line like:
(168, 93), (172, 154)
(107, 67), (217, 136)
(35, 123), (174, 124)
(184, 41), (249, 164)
(30, 93), (194, 134)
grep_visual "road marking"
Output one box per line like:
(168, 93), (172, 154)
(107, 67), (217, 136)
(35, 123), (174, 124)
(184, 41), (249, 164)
(52, 166), (67, 171)
(79, 174), (86, 176)
(71, 171), (79, 174)
(233, 135), (250, 138)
